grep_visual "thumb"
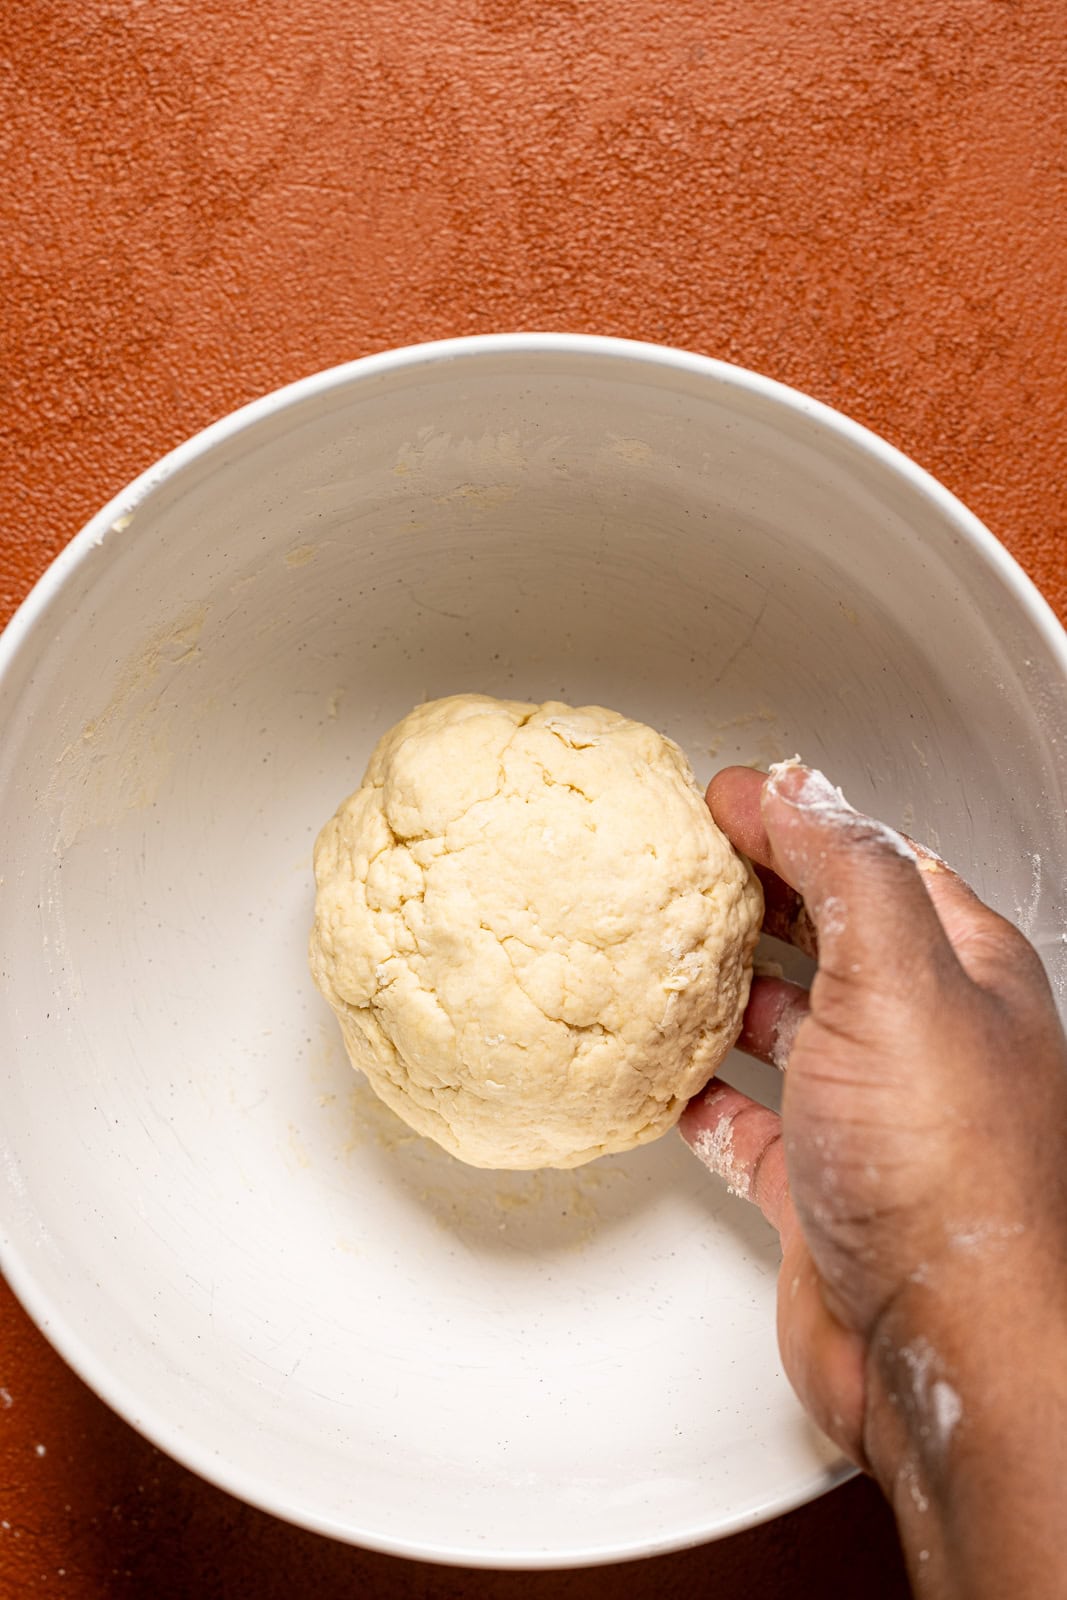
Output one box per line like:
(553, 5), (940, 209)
(761, 761), (959, 990)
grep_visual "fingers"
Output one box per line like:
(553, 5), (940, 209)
(711, 763), (1028, 996)
(681, 1080), (871, 1468)
(707, 765), (780, 875)
(755, 866), (819, 958)
(713, 761), (956, 995)
(776, 1228), (870, 1469)
(738, 975), (811, 1069)
(762, 761), (956, 989)
(679, 1081), (790, 1231)
(707, 767), (816, 955)
(912, 848), (1044, 994)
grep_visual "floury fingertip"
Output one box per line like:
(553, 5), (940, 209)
(765, 758), (859, 819)
(764, 760), (919, 864)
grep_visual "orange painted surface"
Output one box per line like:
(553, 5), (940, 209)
(1, 1), (1064, 1593)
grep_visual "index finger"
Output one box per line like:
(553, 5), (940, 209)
(707, 765), (783, 875)
(708, 766), (817, 954)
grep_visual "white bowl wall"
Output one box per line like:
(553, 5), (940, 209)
(1, 336), (1064, 1565)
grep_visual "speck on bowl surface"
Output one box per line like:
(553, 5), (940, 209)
(1, 335), (1064, 1566)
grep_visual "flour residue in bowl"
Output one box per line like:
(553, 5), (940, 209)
(706, 705), (788, 771)
(47, 605), (207, 849)
(307, 1021), (632, 1253)
(344, 1071), (630, 1251)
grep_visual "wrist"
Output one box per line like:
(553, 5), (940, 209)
(863, 1262), (1067, 1598)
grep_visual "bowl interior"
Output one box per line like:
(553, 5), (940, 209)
(1, 338), (1064, 1564)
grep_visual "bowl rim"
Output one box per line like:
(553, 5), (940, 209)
(2, 332), (1064, 1567)
(5, 333), (1066, 690)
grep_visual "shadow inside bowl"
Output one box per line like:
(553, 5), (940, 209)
(300, 1012), (782, 1269)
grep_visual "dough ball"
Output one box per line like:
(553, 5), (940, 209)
(309, 695), (763, 1169)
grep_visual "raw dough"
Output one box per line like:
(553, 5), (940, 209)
(309, 695), (763, 1169)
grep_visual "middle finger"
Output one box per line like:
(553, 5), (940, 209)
(738, 973), (812, 1069)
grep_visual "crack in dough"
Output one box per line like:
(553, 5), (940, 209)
(309, 695), (763, 1169)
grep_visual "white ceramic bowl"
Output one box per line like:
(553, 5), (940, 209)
(2, 336), (1065, 1567)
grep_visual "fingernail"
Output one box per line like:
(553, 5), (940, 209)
(765, 758), (856, 819)
(765, 760), (918, 864)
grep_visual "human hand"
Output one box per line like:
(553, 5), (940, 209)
(681, 762), (1067, 1598)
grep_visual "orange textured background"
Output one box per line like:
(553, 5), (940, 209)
(1, 1), (1065, 1594)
